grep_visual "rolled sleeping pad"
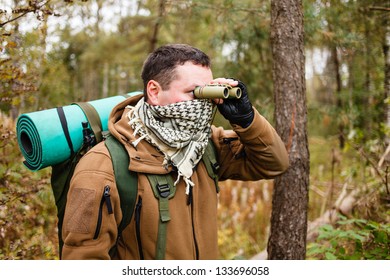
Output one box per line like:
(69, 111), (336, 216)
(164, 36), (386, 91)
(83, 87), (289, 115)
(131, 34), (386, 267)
(16, 91), (142, 171)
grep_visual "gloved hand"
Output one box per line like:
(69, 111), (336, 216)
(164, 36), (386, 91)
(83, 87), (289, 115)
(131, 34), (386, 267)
(217, 79), (254, 128)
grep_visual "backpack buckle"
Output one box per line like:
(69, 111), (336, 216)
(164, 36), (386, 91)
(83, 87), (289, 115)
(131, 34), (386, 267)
(157, 183), (170, 198)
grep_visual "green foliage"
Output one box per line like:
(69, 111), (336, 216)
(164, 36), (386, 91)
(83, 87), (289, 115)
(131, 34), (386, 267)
(0, 1), (61, 112)
(0, 33), (39, 112)
(304, 0), (387, 144)
(0, 113), (58, 260)
(307, 215), (390, 260)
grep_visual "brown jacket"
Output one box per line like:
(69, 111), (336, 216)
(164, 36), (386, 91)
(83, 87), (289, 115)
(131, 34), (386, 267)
(61, 95), (289, 260)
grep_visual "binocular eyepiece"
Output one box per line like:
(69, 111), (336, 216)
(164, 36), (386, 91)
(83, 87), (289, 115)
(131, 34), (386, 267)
(193, 84), (241, 99)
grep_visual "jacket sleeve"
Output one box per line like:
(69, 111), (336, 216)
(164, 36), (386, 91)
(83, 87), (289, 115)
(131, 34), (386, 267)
(211, 108), (289, 181)
(61, 143), (122, 260)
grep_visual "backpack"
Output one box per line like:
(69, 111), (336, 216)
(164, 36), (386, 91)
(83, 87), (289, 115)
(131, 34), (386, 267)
(50, 100), (220, 260)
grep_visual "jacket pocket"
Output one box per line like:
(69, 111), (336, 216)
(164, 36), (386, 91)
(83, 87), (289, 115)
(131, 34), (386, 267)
(93, 185), (113, 240)
(135, 196), (144, 259)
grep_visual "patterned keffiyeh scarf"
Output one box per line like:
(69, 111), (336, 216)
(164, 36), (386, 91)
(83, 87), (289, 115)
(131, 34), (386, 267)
(127, 98), (215, 194)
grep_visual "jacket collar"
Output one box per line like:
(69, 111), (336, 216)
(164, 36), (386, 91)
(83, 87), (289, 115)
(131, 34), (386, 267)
(108, 93), (173, 175)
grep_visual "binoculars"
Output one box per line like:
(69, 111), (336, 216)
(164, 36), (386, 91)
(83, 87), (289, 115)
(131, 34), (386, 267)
(193, 84), (242, 99)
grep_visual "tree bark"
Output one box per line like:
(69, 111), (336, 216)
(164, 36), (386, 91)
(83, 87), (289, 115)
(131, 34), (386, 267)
(331, 43), (346, 149)
(267, 0), (309, 260)
(384, 15), (390, 143)
(149, 0), (166, 52)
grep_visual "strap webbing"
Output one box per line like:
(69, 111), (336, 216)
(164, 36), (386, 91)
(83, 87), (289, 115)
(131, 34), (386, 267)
(56, 107), (75, 155)
(147, 174), (176, 260)
(202, 140), (220, 192)
(74, 102), (103, 143)
(104, 133), (138, 256)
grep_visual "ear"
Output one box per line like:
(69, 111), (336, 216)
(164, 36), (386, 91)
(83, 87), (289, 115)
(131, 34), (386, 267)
(146, 80), (161, 105)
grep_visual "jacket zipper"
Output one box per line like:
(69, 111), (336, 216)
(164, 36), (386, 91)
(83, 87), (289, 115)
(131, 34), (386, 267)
(135, 196), (144, 260)
(93, 185), (113, 239)
(189, 187), (199, 260)
(223, 137), (239, 144)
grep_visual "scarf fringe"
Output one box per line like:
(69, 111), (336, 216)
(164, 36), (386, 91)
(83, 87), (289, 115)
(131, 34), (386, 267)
(175, 172), (195, 195)
(131, 134), (147, 147)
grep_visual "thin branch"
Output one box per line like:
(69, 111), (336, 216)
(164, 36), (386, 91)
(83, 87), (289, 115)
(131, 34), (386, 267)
(0, 0), (51, 28)
(368, 6), (390, 12)
(378, 143), (390, 168)
(386, 166), (389, 195)
(0, 10), (30, 28)
(355, 145), (387, 187)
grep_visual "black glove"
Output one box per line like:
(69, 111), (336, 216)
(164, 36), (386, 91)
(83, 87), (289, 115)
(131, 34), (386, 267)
(217, 80), (254, 128)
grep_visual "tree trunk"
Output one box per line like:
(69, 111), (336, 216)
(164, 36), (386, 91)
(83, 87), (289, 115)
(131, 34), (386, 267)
(331, 44), (345, 149)
(384, 15), (390, 142)
(149, 0), (166, 52)
(10, 0), (22, 119)
(267, 0), (309, 260)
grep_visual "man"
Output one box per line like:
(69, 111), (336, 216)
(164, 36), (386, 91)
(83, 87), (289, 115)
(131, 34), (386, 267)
(61, 43), (289, 259)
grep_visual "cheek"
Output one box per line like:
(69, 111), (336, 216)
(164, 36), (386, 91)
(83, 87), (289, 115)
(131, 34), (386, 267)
(176, 94), (194, 103)
(159, 92), (193, 105)
(157, 92), (171, 106)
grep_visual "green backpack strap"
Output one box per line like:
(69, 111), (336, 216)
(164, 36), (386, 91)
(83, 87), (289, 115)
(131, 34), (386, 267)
(104, 133), (138, 256)
(202, 139), (220, 193)
(74, 102), (103, 143)
(51, 150), (84, 259)
(146, 174), (176, 260)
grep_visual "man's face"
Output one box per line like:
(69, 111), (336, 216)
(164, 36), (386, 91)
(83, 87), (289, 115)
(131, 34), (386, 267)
(146, 61), (213, 106)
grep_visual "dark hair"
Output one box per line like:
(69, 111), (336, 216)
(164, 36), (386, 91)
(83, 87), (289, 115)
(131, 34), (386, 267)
(141, 44), (211, 96)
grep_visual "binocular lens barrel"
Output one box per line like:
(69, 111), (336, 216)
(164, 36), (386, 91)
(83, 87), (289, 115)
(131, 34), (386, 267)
(193, 85), (241, 99)
(228, 87), (242, 99)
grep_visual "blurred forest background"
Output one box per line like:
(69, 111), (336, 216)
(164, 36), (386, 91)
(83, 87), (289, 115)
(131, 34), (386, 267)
(1, 0), (389, 260)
